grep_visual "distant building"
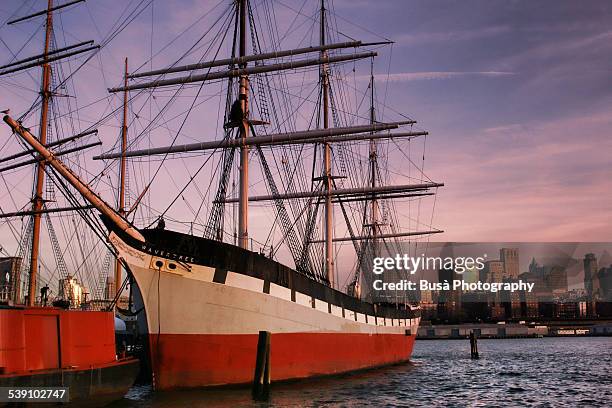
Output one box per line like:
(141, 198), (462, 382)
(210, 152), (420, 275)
(529, 257), (540, 276)
(584, 253), (599, 298)
(420, 290), (437, 320)
(104, 277), (116, 300)
(461, 291), (491, 321)
(462, 265), (480, 284)
(500, 248), (519, 279)
(562, 288), (587, 301)
(520, 289), (539, 318)
(0, 257), (22, 304)
(420, 289), (433, 303)
(597, 265), (612, 301)
(545, 265), (568, 294)
(556, 301), (587, 319)
(523, 258), (568, 297)
(58, 275), (85, 308)
(584, 253), (601, 317)
(483, 260), (504, 283)
(490, 302), (505, 320)
(437, 267), (462, 321)
(500, 285), (522, 319)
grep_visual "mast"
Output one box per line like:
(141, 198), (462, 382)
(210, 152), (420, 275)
(238, 0), (249, 249)
(320, 0), (334, 288)
(369, 58), (378, 256)
(114, 57), (129, 297)
(28, 0), (53, 306)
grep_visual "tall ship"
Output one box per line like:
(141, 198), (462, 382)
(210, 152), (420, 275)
(2, 0), (443, 390)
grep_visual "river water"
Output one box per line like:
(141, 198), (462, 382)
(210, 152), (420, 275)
(111, 337), (611, 407)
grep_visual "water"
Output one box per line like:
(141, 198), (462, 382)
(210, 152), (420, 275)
(110, 337), (611, 407)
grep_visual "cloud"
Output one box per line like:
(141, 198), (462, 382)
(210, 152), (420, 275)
(349, 71), (515, 83)
(496, 30), (612, 71)
(482, 124), (526, 134)
(389, 71), (514, 81)
(395, 26), (511, 46)
(428, 108), (612, 241)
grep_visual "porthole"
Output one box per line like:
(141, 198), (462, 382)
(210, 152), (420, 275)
(168, 263), (177, 270)
(155, 260), (164, 268)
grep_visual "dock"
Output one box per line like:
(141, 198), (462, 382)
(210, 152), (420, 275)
(417, 321), (612, 339)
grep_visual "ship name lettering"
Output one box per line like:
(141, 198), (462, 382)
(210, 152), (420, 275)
(139, 245), (194, 263)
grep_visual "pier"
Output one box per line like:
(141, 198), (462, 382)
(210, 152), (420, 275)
(417, 321), (612, 339)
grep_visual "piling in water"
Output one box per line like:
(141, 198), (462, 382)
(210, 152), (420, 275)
(252, 330), (271, 400)
(470, 331), (479, 359)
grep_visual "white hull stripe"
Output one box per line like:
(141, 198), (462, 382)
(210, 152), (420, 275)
(109, 232), (421, 335)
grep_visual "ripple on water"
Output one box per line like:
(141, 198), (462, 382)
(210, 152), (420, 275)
(110, 337), (612, 407)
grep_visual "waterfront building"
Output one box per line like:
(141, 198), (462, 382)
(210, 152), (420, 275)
(556, 301), (587, 319)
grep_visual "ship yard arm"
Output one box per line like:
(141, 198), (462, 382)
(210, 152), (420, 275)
(94, 123), (420, 160)
(3, 114), (145, 243)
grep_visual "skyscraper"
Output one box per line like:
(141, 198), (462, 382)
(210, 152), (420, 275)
(500, 248), (519, 279)
(584, 253), (598, 297)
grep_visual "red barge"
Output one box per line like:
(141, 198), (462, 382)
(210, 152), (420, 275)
(0, 306), (138, 405)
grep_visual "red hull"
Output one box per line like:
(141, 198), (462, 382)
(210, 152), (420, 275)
(149, 332), (416, 389)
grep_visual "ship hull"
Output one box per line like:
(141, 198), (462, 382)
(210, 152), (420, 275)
(109, 229), (420, 390)
(149, 332), (415, 389)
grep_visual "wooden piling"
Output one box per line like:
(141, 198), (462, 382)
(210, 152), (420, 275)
(252, 330), (271, 400)
(469, 331), (479, 359)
